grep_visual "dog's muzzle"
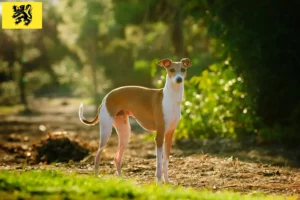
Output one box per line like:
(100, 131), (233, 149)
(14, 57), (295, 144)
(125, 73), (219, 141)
(176, 77), (183, 83)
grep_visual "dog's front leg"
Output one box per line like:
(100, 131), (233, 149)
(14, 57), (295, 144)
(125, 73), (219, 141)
(155, 146), (163, 185)
(163, 130), (174, 183)
(155, 126), (165, 185)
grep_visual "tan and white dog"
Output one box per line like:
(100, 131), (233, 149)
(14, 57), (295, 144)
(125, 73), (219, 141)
(79, 58), (192, 184)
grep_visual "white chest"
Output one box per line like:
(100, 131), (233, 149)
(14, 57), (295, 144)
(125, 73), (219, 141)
(162, 90), (182, 132)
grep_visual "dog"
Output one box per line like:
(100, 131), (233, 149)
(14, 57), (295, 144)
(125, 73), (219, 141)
(79, 58), (192, 184)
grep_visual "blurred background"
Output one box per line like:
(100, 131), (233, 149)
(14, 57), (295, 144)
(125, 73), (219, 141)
(0, 0), (300, 147)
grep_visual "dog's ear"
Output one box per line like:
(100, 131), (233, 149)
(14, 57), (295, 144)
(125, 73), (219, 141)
(157, 58), (172, 68)
(181, 58), (192, 67)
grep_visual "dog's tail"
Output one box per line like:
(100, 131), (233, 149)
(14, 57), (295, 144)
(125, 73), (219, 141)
(79, 103), (101, 126)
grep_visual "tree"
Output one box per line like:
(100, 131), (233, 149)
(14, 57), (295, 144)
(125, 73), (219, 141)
(203, 0), (300, 143)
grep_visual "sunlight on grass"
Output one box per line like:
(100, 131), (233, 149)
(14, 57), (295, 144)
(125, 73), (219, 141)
(0, 170), (292, 200)
(0, 98), (92, 116)
(0, 105), (25, 115)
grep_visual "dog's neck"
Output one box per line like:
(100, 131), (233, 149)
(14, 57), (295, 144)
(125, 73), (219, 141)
(163, 75), (184, 103)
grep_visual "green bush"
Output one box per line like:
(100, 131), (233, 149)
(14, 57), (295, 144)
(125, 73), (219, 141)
(203, 0), (300, 144)
(0, 81), (19, 105)
(155, 60), (257, 140)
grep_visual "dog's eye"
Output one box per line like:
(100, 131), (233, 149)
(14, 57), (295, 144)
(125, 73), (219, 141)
(169, 68), (175, 72)
(181, 68), (186, 72)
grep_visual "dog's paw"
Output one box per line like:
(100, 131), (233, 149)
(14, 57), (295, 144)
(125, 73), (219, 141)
(164, 180), (176, 186)
(156, 180), (163, 186)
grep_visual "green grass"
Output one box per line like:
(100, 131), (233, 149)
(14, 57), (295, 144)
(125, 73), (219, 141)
(0, 170), (292, 200)
(0, 105), (25, 115)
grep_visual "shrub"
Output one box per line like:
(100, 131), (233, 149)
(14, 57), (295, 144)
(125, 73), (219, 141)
(155, 61), (257, 140)
(0, 81), (19, 105)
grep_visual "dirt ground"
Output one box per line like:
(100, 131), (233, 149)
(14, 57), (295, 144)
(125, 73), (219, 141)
(0, 98), (300, 197)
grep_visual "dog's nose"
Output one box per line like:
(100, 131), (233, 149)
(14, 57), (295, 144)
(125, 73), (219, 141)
(176, 77), (182, 83)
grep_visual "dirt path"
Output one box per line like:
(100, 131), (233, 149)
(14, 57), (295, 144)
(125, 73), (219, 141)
(0, 98), (299, 197)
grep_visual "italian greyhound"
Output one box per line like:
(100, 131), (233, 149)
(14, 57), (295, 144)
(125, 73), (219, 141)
(79, 58), (192, 184)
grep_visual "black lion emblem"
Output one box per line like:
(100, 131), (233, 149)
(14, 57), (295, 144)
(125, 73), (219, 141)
(12, 4), (32, 26)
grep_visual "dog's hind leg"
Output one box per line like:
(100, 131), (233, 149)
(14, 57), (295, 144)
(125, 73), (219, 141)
(94, 102), (114, 177)
(113, 115), (131, 177)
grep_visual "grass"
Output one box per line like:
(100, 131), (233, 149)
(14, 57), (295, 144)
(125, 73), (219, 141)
(0, 105), (25, 115)
(0, 98), (92, 116)
(0, 170), (293, 200)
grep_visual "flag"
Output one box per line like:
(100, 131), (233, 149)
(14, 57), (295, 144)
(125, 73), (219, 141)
(2, 2), (42, 29)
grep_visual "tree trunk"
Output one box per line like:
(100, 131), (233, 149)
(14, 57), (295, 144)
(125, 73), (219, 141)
(171, 7), (185, 58)
(90, 40), (99, 108)
(18, 68), (28, 108)
(17, 30), (29, 112)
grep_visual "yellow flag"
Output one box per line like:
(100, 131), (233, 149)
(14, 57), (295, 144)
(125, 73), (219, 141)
(2, 2), (42, 29)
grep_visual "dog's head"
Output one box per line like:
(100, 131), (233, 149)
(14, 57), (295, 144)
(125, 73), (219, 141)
(157, 58), (192, 84)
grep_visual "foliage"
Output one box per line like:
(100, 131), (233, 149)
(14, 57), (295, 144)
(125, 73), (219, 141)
(155, 60), (255, 140)
(0, 170), (287, 200)
(202, 0), (300, 144)
(0, 0), (299, 145)
(0, 80), (19, 105)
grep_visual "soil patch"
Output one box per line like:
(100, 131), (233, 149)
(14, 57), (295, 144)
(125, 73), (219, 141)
(1, 98), (300, 197)
(34, 132), (89, 163)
